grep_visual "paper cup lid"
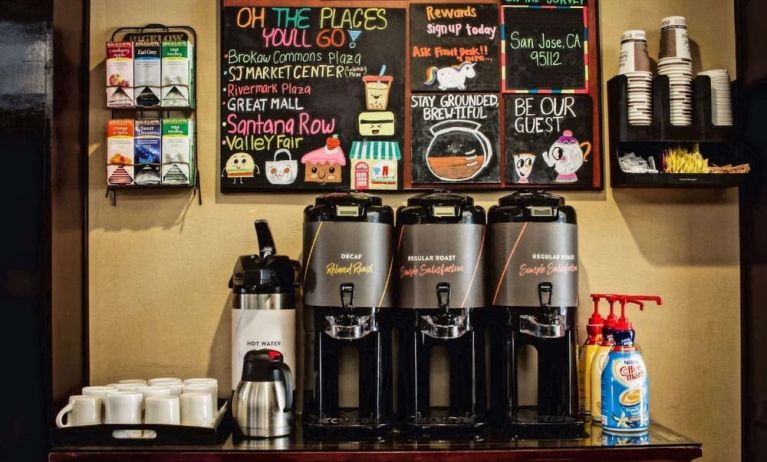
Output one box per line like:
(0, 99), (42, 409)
(661, 16), (687, 28)
(621, 30), (647, 42)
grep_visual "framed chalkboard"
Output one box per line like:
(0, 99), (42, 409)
(501, 4), (589, 93)
(220, 4), (406, 192)
(411, 93), (500, 184)
(505, 94), (593, 186)
(410, 4), (500, 92)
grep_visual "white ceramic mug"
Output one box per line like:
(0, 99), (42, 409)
(144, 396), (180, 425)
(104, 391), (143, 424)
(183, 383), (218, 418)
(56, 395), (102, 427)
(107, 383), (144, 392)
(117, 379), (147, 385)
(164, 383), (184, 397)
(148, 377), (182, 386)
(81, 385), (117, 398)
(180, 392), (214, 427)
(136, 385), (172, 400)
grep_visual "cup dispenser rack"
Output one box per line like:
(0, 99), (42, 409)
(105, 24), (201, 206)
(608, 74), (750, 188)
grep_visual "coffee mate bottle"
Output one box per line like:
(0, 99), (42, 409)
(601, 296), (662, 434)
(589, 296), (619, 424)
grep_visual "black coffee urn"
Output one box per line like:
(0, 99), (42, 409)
(302, 193), (395, 439)
(396, 192), (487, 438)
(488, 190), (584, 438)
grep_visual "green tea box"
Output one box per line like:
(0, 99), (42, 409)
(161, 40), (194, 107)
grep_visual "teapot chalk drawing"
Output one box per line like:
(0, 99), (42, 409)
(542, 130), (592, 183)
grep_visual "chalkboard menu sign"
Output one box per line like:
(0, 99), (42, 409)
(505, 94), (593, 186)
(411, 93), (500, 184)
(501, 4), (588, 93)
(220, 5), (406, 192)
(410, 4), (499, 92)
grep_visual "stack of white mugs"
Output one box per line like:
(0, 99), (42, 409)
(56, 377), (219, 429)
(657, 16), (693, 126)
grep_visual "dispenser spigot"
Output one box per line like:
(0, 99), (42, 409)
(340, 283), (355, 311)
(436, 282), (451, 313)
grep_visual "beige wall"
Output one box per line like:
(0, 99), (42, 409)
(88, 1), (740, 461)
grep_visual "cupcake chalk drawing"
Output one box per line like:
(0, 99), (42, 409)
(301, 135), (346, 184)
(542, 130), (592, 183)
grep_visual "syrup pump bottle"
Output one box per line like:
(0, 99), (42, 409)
(590, 295), (619, 424)
(579, 294), (606, 416)
(601, 295), (662, 434)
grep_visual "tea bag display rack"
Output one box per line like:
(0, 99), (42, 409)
(105, 24), (200, 206)
(608, 74), (748, 188)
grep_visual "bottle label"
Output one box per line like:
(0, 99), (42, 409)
(396, 224), (485, 309)
(489, 222), (577, 307)
(601, 352), (649, 432)
(231, 309), (296, 389)
(303, 222), (394, 308)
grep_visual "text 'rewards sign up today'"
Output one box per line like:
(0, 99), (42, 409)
(501, 3), (589, 94)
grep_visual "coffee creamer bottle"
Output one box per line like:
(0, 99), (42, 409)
(579, 294), (605, 416)
(601, 296), (662, 434)
(589, 296), (618, 424)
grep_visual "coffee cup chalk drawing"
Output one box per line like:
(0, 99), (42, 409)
(222, 152), (260, 184)
(411, 93), (500, 184)
(513, 153), (536, 184)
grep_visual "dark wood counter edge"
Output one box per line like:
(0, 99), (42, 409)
(50, 445), (703, 462)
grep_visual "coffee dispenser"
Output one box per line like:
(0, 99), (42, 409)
(302, 193), (395, 438)
(488, 190), (583, 438)
(396, 192), (487, 438)
(230, 220), (298, 392)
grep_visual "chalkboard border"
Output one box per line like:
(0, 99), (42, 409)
(500, 4), (590, 95)
(218, 0), (603, 192)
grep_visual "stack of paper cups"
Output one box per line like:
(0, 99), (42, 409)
(619, 30), (653, 126)
(698, 69), (733, 126)
(658, 16), (693, 126)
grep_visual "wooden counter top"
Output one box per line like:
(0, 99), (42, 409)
(50, 421), (701, 462)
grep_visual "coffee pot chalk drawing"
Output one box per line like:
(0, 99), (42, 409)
(424, 120), (492, 182)
(542, 130), (592, 183)
(424, 62), (477, 91)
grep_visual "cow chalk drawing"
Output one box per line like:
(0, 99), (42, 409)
(424, 62), (477, 90)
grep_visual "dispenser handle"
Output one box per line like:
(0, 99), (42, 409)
(436, 282), (451, 311)
(340, 283), (355, 310)
(254, 220), (276, 257)
(276, 364), (294, 412)
(538, 282), (553, 307)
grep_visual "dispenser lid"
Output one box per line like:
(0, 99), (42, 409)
(406, 191), (474, 208)
(315, 192), (383, 208)
(230, 220), (297, 294)
(231, 254), (296, 294)
(498, 190), (564, 208)
(241, 349), (291, 382)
